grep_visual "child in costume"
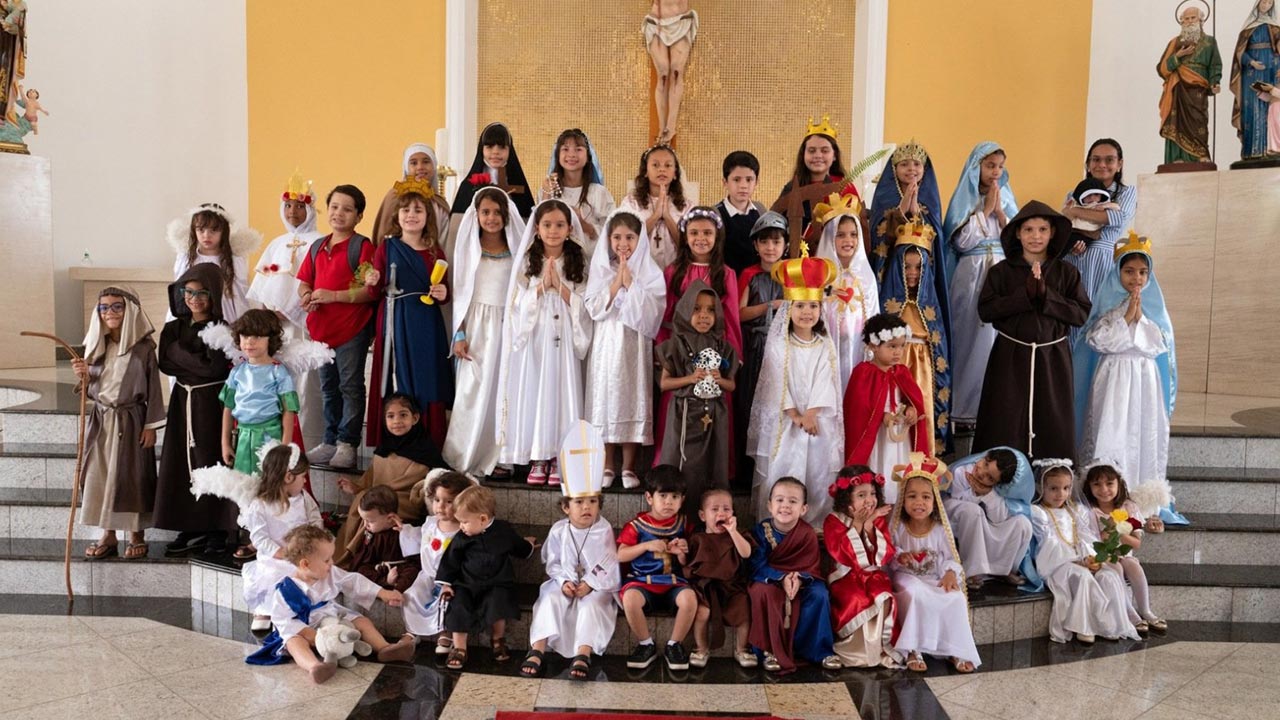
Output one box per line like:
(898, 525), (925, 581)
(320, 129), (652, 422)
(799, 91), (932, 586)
(1073, 233), (1183, 524)
(618, 143), (694, 269)
(735, 212), (787, 483)
(942, 446), (1036, 590)
(443, 187), (524, 479)
(584, 210), (666, 489)
(297, 184), (377, 469)
(686, 488), (756, 669)
(771, 115), (859, 254)
(941, 143), (1017, 428)
(813, 189), (879, 397)
(523, 422), (621, 680)
(1081, 463), (1167, 634)
(74, 287), (165, 560)
(618, 465), (695, 671)
(657, 282), (739, 516)
(842, 313), (931, 505)
(247, 171), (325, 449)
(166, 203), (257, 322)
(973, 201), (1091, 461)
(399, 469), (473, 651)
(824, 466), (900, 669)
(217, 310), (300, 475)
(437, 485), (537, 670)
(494, 200), (593, 485)
(1065, 179), (1118, 249)
(450, 122), (534, 223)
(717, 150), (767, 275)
(538, 128), (616, 257)
(155, 265), (236, 557)
(371, 143), (451, 244)
(868, 140), (945, 303)
(334, 393), (439, 563)
(246, 525), (416, 683)
(1031, 459), (1140, 644)
(365, 177), (454, 449)
(656, 206), (742, 355)
(889, 454), (980, 673)
(341, 484), (420, 592)
(748, 245), (843, 526)
(747, 477), (841, 673)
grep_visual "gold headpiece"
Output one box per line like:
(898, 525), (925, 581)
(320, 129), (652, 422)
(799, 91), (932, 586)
(772, 240), (838, 302)
(393, 176), (436, 200)
(1113, 230), (1153, 260)
(281, 169), (314, 205)
(891, 139), (928, 166)
(805, 114), (839, 139)
(893, 452), (951, 487)
(812, 187), (863, 227)
(895, 218), (936, 252)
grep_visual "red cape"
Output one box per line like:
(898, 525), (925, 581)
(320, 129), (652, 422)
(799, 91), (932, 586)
(843, 361), (931, 464)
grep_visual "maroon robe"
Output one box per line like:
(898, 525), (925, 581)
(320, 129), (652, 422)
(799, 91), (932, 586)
(748, 520), (823, 673)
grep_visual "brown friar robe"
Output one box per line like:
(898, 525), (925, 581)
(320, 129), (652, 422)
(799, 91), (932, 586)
(345, 526), (421, 592)
(686, 530), (754, 650)
(333, 453), (429, 566)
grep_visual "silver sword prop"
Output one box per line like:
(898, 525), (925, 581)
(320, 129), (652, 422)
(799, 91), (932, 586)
(382, 262), (399, 395)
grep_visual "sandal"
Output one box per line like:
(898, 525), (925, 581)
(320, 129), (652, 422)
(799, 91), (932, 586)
(1146, 616), (1168, 632)
(233, 544), (257, 561)
(951, 657), (975, 674)
(490, 466), (514, 481)
(906, 651), (927, 672)
(491, 637), (511, 662)
(569, 653), (591, 680)
(84, 541), (118, 559)
(123, 542), (148, 560)
(520, 649), (545, 677)
(446, 646), (468, 670)
(435, 635), (453, 656)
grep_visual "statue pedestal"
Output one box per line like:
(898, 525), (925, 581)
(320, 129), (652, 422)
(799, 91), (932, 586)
(1155, 161), (1217, 174)
(1135, 166), (1280, 398)
(0, 153), (55, 368)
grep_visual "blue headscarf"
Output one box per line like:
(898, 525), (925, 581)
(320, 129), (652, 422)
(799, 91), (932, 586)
(941, 142), (1018, 282)
(868, 151), (944, 287)
(546, 130), (605, 187)
(945, 446), (1043, 592)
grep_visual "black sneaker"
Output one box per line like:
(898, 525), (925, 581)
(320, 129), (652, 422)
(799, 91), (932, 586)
(664, 642), (689, 671)
(626, 642), (657, 669)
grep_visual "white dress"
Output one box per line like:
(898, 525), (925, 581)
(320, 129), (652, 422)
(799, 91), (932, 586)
(1031, 503), (1140, 642)
(266, 567), (381, 647)
(825, 264), (878, 398)
(538, 184), (616, 259)
(868, 385), (912, 506)
(399, 516), (460, 636)
(948, 209), (1004, 422)
(943, 460), (1033, 577)
(529, 517), (621, 656)
(889, 522), (981, 667)
(584, 287), (659, 446)
(1079, 308), (1170, 487)
(172, 253), (251, 323)
(750, 333), (844, 527)
(442, 254), (513, 475)
(496, 256), (593, 464)
(240, 493), (322, 613)
(618, 194), (691, 270)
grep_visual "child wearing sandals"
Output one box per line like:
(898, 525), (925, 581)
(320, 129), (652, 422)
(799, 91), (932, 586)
(523, 421), (620, 680)
(245, 524), (415, 684)
(437, 485), (538, 670)
(399, 469), (472, 656)
(1081, 462), (1167, 635)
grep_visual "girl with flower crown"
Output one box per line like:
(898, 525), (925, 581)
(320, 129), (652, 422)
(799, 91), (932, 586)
(842, 313), (931, 505)
(823, 464), (901, 669)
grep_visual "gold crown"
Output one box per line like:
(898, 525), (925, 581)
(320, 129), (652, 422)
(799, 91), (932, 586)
(393, 176), (436, 200)
(891, 139), (928, 166)
(895, 218), (936, 252)
(772, 241), (838, 302)
(281, 169), (314, 205)
(1113, 230), (1153, 260)
(805, 113), (839, 139)
(892, 452), (950, 486)
(812, 188), (863, 227)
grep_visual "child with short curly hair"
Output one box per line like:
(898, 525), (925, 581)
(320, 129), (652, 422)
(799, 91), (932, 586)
(219, 309), (299, 475)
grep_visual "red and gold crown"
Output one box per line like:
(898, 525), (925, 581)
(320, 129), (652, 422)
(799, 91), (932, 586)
(1113, 229), (1153, 260)
(895, 218), (936, 252)
(281, 169), (314, 205)
(772, 241), (837, 302)
(892, 452), (950, 487)
(805, 113), (839, 139)
(812, 184), (863, 227)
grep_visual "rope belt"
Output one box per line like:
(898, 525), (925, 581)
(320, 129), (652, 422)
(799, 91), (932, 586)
(178, 380), (224, 477)
(996, 331), (1067, 453)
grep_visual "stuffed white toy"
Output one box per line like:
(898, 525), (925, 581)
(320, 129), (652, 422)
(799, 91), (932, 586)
(314, 616), (372, 668)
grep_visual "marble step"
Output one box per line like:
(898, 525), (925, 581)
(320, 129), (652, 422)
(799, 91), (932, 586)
(1168, 466), (1280, 515)
(1146, 563), (1280, 624)
(1139, 513), (1280, 565)
(0, 537), (191, 598)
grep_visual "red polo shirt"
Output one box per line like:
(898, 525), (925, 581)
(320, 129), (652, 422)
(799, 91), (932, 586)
(296, 233), (376, 348)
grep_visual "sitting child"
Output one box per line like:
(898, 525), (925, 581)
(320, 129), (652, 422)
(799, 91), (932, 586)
(617, 465), (695, 671)
(342, 485), (419, 592)
(399, 470), (473, 653)
(889, 454), (980, 674)
(524, 421), (620, 680)
(246, 524), (415, 683)
(943, 447), (1035, 589)
(437, 486), (537, 670)
(1081, 463), (1167, 634)
(748, 477), (841, 673)
(686, 489), (756, 669)
(823, 466), (900, 669)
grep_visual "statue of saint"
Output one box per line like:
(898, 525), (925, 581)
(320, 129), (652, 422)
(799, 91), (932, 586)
(643, 0), (696, 145)
(1230, 0), (1280, 162)
(1, 0), (26, 125)
(1157, 2), (1222, 165)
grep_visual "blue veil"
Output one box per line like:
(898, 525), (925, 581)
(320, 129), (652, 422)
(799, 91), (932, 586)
(941, 142), (1018, 282)
(546, 131), (605, 187)
(946, 446), (1043, 592)
(868, 152), (947, 333)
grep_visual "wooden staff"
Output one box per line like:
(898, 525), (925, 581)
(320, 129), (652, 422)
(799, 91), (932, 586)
(20, 331), (88, 604)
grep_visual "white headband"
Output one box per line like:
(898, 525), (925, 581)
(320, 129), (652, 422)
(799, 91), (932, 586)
(867, 325), (908, 346)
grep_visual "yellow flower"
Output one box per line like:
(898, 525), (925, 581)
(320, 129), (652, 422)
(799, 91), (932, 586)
(1110, 509), (1129, 523)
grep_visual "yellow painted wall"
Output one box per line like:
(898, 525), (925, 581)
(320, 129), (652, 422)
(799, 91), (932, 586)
(245, 0), (447, 250)
(885, 1), (1094, 208)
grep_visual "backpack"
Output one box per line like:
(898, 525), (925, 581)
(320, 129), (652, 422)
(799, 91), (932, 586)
(307, 234), (370, 275)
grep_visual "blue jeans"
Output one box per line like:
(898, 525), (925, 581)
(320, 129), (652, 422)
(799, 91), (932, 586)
(318, 321), (373, 445)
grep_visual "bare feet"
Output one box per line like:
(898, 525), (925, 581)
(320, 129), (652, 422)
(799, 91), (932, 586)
(309, 661), (338, 684)
(377, 633), (417, 663)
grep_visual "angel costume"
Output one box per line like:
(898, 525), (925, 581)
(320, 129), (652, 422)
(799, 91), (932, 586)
(240, 492), (322, 613)
(537, 134), (615, 258)
(824, 512), (901, 668)
(78, 288), (166, 532)
(529, 516), (621, 657)
(442, 190), (523, 476)
(246, 176), (324, 447)
(246, 567), (382, 665)
(584, 210), (666, 445)
(167, 204), (257, 323)
(816, 215), (879, 397)
(748, 316), (844, 527)
(400, 515), (459, 636)
(371, 143), (451, 244)
(942, 142), (1018, 423)
(1083, 499), (1159, 626)
(943, 449), (1035, 581)
(495, 201), (593, 465)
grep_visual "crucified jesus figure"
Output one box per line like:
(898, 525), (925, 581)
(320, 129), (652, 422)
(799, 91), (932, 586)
(644, 0), (697, 145)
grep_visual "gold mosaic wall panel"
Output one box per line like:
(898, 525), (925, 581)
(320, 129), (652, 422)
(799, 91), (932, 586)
(477, 1), (856, 207)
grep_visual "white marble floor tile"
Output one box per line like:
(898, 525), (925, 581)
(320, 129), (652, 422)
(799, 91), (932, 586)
(0, 638), (151, 713)
(155, 658), (370, 720)
(0, 613), (97, 659)
(106, 623), (251, 677)
(0, 678), (209, 720)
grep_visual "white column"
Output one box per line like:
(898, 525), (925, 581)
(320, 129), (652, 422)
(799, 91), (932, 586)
(853, 0), (889, 192)
(443, 0), (478, 198)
